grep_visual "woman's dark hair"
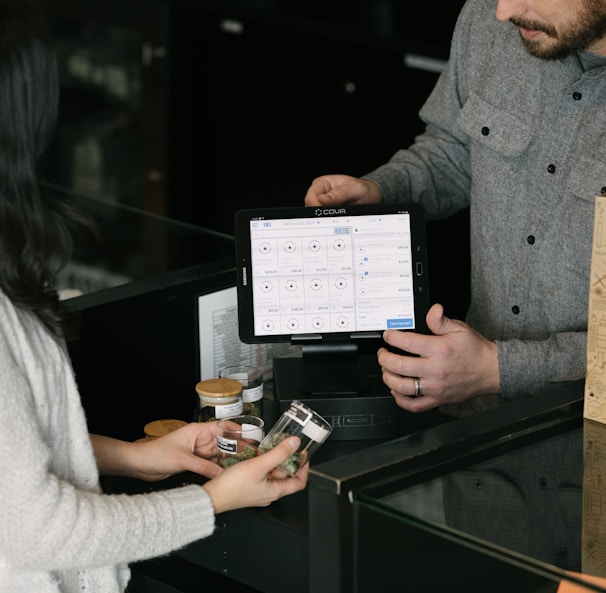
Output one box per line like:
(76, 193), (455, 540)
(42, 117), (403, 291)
(0, 0), (91, 340)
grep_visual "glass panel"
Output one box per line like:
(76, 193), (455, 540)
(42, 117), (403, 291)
(46, 184), (234, 299)
(352, 422), (606, 591)
(353, 493), (606, 593)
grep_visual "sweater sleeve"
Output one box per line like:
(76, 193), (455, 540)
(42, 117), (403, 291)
(0, 294), (216, 573)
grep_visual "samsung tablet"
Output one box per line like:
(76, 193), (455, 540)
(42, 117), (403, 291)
(235, 203), (430, 345)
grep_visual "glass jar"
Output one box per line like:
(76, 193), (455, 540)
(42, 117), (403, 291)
(195, 377), (243, 422)
(219, 365), (264, 420)
(259, 400), (333, 476)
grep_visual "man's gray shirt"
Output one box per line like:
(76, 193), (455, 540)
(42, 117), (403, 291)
(365, 0), (606, 399)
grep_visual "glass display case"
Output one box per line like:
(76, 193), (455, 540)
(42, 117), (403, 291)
(306, 380), (606, 592)
(351, 432), (583, 591)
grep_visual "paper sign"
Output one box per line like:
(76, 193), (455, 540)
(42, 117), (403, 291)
(585, 195), (606, 422)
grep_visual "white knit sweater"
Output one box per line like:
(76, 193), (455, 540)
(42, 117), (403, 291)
(0, 289), (217, 592)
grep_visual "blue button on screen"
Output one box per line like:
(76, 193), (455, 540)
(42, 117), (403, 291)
(387, 318), (414, 329)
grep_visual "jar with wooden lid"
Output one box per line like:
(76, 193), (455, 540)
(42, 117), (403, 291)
(219, 366), (264, 420)
(144, 419), (188, 439)
(195, 378), (244, 422)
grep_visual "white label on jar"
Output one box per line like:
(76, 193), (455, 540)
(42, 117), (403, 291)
(215, 400), (244, 419)
(217, 435), (238, 454)
(302, 420), (331, 443)
(285, 401), (313, 426)
(230, 372), (248, 381)
(242, 384), (263, 403)
(242, 423), (264, 441)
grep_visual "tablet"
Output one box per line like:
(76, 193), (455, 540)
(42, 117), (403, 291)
(235, 203), (430, 345)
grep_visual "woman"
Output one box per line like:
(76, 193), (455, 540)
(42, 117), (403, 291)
(0, 1), (308, 591)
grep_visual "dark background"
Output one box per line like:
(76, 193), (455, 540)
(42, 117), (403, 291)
(39, 0), (470, 320)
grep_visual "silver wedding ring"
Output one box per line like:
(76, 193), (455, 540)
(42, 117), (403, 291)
(413, 377), (423, 397)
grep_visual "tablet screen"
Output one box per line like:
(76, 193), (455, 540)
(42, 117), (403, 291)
(235, 204), (430, 344)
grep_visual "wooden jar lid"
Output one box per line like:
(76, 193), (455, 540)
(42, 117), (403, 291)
(195, 378), (243, 399)
(143, 418), (188, 438)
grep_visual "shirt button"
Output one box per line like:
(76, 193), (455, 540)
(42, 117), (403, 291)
(527, 235), (535, 244)
(572, 92), (582, 100)
(512, 305), (520, 315)
(481, 126), (490, 136)
(547, 164), (556, 174)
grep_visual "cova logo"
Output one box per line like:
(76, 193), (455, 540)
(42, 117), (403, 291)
(314, 208), (347, 216)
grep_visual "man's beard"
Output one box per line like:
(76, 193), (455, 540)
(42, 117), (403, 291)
(511, 0), (606, 59)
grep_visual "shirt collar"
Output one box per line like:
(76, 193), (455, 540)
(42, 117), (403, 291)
(578, 50), (606, 72)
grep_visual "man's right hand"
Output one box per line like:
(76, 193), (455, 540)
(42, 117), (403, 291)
(304, 174), (383, 207)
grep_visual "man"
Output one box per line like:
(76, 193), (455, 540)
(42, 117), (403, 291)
(306, 0), (603, 570)
(305, 0), (606, 415)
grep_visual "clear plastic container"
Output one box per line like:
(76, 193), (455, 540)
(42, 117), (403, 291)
(259, 400), (333, 476)
(216, 414), (265, 468)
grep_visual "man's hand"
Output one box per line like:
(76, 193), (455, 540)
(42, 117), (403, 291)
(304, 174), (382, 206)
(377, 303), (501, 412)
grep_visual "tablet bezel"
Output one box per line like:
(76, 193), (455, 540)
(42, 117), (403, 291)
(235, 203), (430, 345)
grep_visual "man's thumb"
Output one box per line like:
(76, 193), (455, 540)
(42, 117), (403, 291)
(426, 303), (451, 335)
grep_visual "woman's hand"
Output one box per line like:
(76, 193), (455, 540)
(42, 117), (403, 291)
(202, 436), (309, 514)
(91, 422), (224, 482)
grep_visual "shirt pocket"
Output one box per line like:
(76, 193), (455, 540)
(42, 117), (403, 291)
(555, 154), (605, 283)
(457, 91), (533, 158)
(566, 154), (606, 202)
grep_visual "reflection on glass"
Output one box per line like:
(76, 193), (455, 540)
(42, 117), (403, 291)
(45, 184), (234, 299)
(380, 427), (583, 572)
